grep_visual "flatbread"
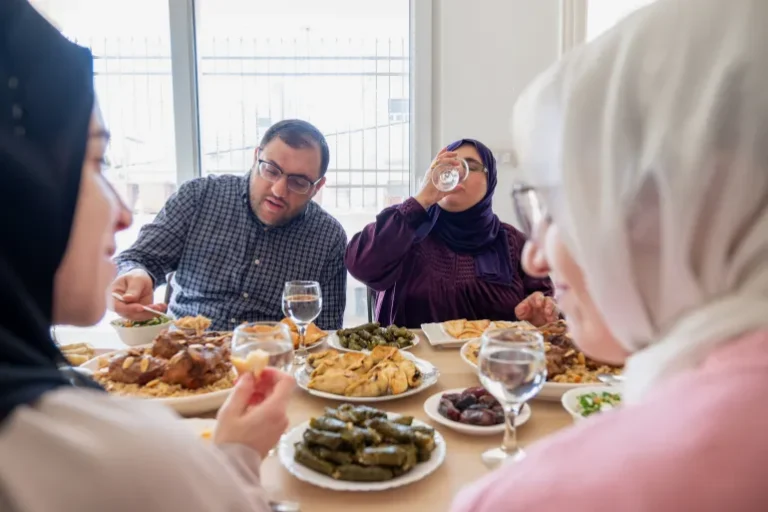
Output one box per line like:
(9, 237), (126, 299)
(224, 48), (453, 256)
(443, 319), (467, 338)
(281, 318), (326, 348)
(491, 320), (537, 331)
(466, 319), (491, 331)
(281, 317), (297, 331)
(443, 318), (534, 340)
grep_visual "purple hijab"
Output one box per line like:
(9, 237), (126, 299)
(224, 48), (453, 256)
(414, 139), (512, 285)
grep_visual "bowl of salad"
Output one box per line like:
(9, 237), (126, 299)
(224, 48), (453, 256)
(110, 315), (173, 346)
(561, 385), (622, 422)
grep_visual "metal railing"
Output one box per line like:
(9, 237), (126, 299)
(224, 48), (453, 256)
(79, 36), (411, 216)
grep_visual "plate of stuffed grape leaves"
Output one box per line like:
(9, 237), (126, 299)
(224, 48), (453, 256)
(297, 346), (440, 402)
(278, 404), (446, 491)
(327, 322), (420, 353)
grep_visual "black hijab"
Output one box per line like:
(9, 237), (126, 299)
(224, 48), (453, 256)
(0, 0), (103, 423)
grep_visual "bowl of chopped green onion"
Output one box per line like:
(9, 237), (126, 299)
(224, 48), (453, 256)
(561, 385), (622, 422)
(110, 315), (173, 346)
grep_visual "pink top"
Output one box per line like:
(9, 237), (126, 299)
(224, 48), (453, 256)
(452, 330), (768, 512)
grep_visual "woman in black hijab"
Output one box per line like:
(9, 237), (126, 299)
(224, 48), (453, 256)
(0, 2), (292, 510)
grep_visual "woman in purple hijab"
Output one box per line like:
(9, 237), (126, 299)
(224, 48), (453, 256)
(346, 139), (557, 328)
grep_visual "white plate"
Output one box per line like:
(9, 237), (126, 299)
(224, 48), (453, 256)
(296, 351), (440, 402)
(561, 385), (623, 423)
(458, 339), (599, 402)
(326, 330), (421, 353)
(459, 339), (480, 371)
(420, 323), (469, 348)
(423, 388), (531, 435)
(278, 413), (446, 491)
(81, 347), (232, 416)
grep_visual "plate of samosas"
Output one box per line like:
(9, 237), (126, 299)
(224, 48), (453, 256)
(296, 346), (439, 402)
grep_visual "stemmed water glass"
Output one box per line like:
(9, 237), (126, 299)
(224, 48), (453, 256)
(281, 280), (322, 366)
(477, 328), (547, 468)
(231, 321), (294, 373)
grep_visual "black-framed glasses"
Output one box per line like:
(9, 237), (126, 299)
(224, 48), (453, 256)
(254, 154), (322, 195)
(511, 183), (550, 239)
(466, 160), (487, 173)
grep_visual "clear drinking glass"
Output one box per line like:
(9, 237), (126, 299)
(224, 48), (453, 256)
(477, 328), (547, 468)
(231, 321), (293, 459)
(232, 321), (294, 373)
(430, 158), (470, 192)
(281, 281), (322, 366)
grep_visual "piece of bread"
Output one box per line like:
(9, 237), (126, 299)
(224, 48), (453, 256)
(466, 319), (491, 331)
(305, 322), (327, 344)
(59, 342), (95, 366)
(231, 349), (270, 378)
(443, 319), (466, 338)
(492, 320), (537, 331)
(281, 317), (298, 332)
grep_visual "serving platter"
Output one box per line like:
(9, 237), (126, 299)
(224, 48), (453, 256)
(81, 347), (233, 416)
(459, 339), (601, 402)
(296, 351), (439, 403)
(278, 413), (446, 491)
(326, 330), (421, 353)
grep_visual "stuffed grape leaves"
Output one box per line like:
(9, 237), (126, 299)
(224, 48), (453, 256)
(333, 464), (395, 482)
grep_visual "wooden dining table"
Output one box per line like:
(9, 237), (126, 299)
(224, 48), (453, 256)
(62, 325), (573, 511)
(251, 336), (573, 511)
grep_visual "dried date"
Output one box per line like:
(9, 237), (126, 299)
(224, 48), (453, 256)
(478, 394), (498, 407)
(438, 398), (461, 421)
(454, 394), (478, 410)
(459, 409), (497, 426)
(438, 387), (505, 426)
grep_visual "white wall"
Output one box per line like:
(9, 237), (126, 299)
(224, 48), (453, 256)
(431, 0), (561, 225)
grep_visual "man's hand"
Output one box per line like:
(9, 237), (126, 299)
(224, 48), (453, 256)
(110, 269), (167, 321)
(515, 291), (559, 327)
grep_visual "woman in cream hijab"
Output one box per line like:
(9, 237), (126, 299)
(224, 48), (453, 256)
(453, 0), (768, 509)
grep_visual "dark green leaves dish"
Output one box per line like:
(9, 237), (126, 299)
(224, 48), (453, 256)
(294, 403), (438, 482)
(336, 322), (416, 351)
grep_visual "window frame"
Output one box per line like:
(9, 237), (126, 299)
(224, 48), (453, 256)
(559, 0), (587, 54)
(166, 0), (429, 197)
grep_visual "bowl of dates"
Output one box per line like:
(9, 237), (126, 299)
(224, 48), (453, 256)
(423, 387), (531, 436)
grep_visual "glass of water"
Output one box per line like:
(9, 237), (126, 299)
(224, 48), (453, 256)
(430, 158), (470, 192)
(282, 280), (322, 366)
(232, 321), (294, 373)
(477, 328), (546, 468)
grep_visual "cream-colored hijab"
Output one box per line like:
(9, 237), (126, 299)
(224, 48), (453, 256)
(512, 0), (768, 402)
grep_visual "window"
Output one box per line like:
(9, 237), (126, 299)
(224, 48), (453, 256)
(586, 0), (657, 41)
(31, 0), (179, 256)
(196, 0), (411, 325)
(33, 0), (419, 327)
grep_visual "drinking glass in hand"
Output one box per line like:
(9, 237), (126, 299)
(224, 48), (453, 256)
(477, 328), (546, 468)
(282, 281), (322, 366)
(430, 158), (469, 192)
(232, 322), (294, 373)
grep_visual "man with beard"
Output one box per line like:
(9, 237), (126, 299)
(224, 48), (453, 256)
(111, 119), (347, 330)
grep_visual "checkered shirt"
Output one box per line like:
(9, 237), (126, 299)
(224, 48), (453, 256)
(115, 173), (347, 331)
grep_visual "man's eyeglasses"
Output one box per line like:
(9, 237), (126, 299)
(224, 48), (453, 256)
(254, 156), (322, 195)
(511, 183), (551, 239)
